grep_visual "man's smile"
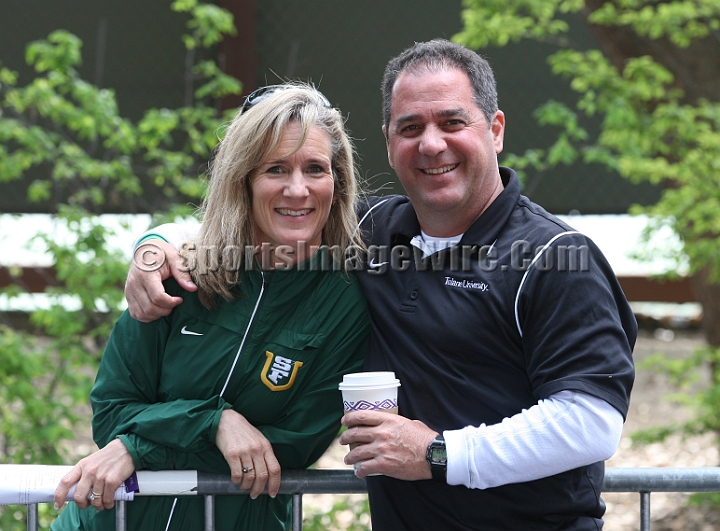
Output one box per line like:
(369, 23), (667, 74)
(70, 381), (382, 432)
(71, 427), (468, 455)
(423, 163), (459, 175)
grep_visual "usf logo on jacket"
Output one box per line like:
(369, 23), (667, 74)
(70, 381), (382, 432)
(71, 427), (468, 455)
(261, 352), (304, 391)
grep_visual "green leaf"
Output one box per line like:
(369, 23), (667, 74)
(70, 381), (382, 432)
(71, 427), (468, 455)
(26, 30), (83, 73)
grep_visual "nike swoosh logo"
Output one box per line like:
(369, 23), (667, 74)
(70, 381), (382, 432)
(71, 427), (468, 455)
(368, 258), (389, 269)
(181, 326), (203, 336)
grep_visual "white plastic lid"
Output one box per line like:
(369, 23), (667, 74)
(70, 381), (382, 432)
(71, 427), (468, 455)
(338, 371), (401, 390)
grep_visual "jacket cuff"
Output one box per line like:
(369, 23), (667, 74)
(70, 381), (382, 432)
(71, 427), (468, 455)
(116, 434), (143, 470)
(209, 400), (236, 443)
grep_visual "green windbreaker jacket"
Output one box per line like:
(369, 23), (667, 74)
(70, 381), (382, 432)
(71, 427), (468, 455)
(52, 254), (368, 531)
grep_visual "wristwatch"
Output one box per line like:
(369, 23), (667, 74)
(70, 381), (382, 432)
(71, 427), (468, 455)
(426, 434), (447, 482)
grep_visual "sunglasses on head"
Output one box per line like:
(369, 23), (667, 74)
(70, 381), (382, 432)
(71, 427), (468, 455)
(240, 85), (333, 115)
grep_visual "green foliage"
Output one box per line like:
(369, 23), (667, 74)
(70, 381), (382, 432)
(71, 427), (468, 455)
(589, 0), (720, 47)
(455, 0), (585, 47)
(457, 0), (720, 48)
(173, 0), (237, 50)
(0, 2), (240, 529)
(688, 490), (720, 509)
(303, 496), (371, 531)
(0, 207), (128, 527)
(631, 346), (720, 448)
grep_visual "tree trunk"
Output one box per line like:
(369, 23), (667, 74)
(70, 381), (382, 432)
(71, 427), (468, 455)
(691, 269), (720, 348)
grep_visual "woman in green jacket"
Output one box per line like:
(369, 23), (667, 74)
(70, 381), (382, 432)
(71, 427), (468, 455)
(52, 84), (369, 531)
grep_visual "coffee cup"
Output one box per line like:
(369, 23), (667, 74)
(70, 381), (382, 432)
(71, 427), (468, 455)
(339, 371), (401, 451)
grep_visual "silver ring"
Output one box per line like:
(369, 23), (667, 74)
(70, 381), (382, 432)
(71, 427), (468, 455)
(89, 491), (100, 501)
(242, 466), (253, 474)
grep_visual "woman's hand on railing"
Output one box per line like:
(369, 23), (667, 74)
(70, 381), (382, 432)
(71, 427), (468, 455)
(215, 409), (281, 499)
(53, 439), (135, 511)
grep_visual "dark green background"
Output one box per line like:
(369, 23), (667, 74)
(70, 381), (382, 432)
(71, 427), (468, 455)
(0, 0), (659, 214)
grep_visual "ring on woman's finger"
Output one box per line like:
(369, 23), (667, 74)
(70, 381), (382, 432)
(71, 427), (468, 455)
(88, 491), (101, 501)
(242, 466), (253, 474)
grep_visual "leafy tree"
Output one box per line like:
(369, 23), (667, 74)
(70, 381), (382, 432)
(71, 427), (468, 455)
(0, 1), (240, 528)
(455, 0), (720, 449)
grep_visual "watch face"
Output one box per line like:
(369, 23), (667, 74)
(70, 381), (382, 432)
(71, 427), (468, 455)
(431, 446), (447, 464)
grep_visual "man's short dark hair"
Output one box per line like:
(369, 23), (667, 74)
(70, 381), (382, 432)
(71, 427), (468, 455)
(382, 39), (498, 132)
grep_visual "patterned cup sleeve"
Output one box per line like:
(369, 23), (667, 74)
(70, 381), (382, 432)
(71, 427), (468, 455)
(343, 398), (398, 411)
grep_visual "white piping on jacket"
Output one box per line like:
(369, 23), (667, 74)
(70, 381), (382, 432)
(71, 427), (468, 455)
(514, 231), (579, 338)
(164, 497), (178, 531)
(353, 198), (391, 238)
(220, 270), (266, 398)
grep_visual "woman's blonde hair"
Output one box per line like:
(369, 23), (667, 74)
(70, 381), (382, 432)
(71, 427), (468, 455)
(181, 83), (363, 306)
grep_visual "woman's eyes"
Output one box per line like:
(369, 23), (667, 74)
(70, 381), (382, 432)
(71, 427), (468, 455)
(307, 164), (325, 174)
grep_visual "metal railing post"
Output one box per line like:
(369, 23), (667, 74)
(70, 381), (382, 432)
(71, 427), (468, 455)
(115, 499), (126, 531)
(640, 492), (651, 531)
(292, 493), (303, 531)
(27, 503), (38, 531)
(204, 494), (215, 531)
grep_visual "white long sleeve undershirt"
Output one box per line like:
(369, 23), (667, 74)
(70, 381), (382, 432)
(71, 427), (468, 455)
(444, 390), (623, 490)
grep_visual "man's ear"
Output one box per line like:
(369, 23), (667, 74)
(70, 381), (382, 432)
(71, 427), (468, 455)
(491, 110), (505, 155)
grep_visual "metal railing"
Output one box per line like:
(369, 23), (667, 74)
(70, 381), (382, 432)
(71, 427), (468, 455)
(13, 467), (720, 531)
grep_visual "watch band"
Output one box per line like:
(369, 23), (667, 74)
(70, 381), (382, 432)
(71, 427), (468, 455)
(426, 434), (447, 482)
